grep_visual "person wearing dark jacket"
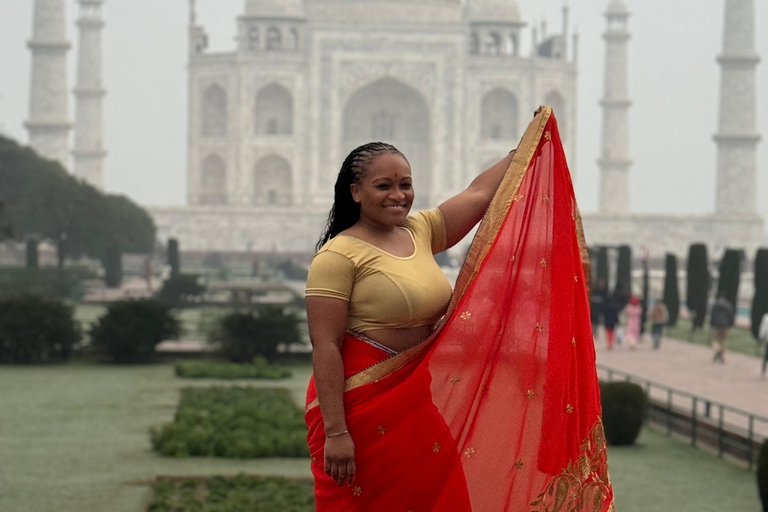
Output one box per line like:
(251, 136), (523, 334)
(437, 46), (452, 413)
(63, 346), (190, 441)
(710, 292), (735, 363)
(603, 297), (620, 350)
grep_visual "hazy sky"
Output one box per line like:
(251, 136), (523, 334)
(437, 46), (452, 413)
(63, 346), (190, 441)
(0, 0), (766, 227)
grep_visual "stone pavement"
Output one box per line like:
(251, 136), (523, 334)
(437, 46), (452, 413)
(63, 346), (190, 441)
(593, 333), (768, 438)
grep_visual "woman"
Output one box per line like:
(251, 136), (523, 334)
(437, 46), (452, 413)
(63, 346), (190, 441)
(624, 295), (643, 349)
(603, 298), (619, 350)
(305, 108), (614, 511)
(650, 299), (670, 350)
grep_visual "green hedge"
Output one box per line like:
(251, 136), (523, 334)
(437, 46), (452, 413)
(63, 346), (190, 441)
(0, 296), (80, 364)
(90, 299), (180, 363)
(174, 357), (291, 379)
(759, 440), (768, 512)
(0, 267), (91, 300)
(150, 387), (308, 458)
(600, 381), (646, 446)
(147, 475), (314, 512)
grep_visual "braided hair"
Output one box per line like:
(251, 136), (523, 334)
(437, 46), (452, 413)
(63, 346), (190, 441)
(316, 142), (408, 251)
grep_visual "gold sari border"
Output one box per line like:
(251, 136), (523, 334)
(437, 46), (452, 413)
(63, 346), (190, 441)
(306, 108), (554, 413)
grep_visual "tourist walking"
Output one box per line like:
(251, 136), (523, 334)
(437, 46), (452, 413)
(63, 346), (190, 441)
(649, 300), (670, 350)
(624, 296), (643, 349)
(759, 312), (768, 377)
(603, 297), (619, 350)
(590, 279), (607, 343)
(710, 292), (735, 363)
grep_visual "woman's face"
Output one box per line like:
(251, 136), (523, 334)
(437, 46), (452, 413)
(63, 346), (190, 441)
(350, 152), (414, 229)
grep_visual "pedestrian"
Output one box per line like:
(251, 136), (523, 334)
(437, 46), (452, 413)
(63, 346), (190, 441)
(649, 299), (670, 350)
(604, 297), (619, 350)
(759, 312), (768, 377)
(612, 284), (629, 346)
(624, 295), (643, 349)
(590, 279), (607, 343)
(710, 292), (735, 363)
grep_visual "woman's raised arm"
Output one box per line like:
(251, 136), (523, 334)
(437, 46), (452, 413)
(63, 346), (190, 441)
(437, 150), (515, 249)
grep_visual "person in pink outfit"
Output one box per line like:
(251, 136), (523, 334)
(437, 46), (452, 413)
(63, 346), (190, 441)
(625, 295), (643, 349)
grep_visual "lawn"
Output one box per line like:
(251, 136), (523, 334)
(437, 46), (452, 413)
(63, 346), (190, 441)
(0, 362), (762, 512)
(664, 317), (763, 358)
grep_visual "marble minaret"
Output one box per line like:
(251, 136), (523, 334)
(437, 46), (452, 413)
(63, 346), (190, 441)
(25, 0), (72, 167)
(598, 0), (632, 214)
(714, 0), (761, 216)
(73, 0), (107, 189)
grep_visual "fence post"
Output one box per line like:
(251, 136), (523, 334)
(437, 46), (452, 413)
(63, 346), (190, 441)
(644, 382), (651, 423)
(705, 401), (711, 418)
(691, 397), (698, 447)
(667, 389), (673, 435)
(717, 406), (724, 457)
(748, 416), (755, 470)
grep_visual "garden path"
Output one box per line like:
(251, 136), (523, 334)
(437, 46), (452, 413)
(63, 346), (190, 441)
(594, 332), (768, 438)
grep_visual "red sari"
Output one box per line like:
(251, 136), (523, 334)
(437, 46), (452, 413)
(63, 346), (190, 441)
(306, 108), (615, 512)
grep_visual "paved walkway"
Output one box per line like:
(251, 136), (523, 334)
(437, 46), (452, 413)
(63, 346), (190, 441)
(594, 333), (768, 438)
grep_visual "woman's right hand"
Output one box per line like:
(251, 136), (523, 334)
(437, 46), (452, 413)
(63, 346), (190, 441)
(324, 433), (356, 486)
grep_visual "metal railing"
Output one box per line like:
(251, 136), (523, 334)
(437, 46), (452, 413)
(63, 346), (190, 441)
(597, 364), (768, 469)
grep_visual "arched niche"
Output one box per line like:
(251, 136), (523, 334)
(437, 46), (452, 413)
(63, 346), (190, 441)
(487, 33), (502, 55)
(481, 88), (519, 140)
(343, 77), (431, 208)
(255, 83), (293, 135)
(201, 84), (227, 137)
(545, 91), (566, 139)
(247, 26), (260, 51)
(200, 155), (227, 205)
(253, 155), (292, 206)
(266, 26), (282, 50)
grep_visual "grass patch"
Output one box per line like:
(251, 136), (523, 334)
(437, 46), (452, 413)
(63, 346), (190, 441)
(146, 475), (314, 512)
(151, 387), (308, 458)
(175, 358), (291, 380)
(664, 317), (762, 357)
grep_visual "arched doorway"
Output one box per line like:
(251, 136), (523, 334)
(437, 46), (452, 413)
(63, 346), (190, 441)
(253, 155), (292, 206)
(200, 155), (227, 205)
(343, 77), (431, 208)
(255, 83), (293, 135)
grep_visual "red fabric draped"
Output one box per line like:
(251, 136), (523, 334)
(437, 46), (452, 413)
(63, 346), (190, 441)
(306, 109), (614, 512)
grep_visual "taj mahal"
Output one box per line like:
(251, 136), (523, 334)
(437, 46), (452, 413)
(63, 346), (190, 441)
(24, 0), (763, 256)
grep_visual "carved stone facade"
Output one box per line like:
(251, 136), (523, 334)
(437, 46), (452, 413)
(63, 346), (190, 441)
(151, 0), (577, 252)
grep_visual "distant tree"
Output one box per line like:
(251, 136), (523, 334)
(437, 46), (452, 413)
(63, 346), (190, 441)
(751, 249), (768, 341)
(0, 135), (155, 267)
(717, 249), (743, 309)
(26, 239), (39, 269)
(0, 200), (13, 241)
(597, 246), (609, 286)
(663, 253), (680, 326)
(168, 238), (180, 277)
(686, 243), (711, 330)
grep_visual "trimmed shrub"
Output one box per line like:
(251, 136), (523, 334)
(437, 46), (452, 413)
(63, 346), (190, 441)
(600, 381), (646, 446)
(167, 238), (180, 277)
(174, 357), (291, 380)
(687, 243), (711, 329)
(211, 308), (301, 363)
(717, 248), (743, 310)
(157, 274), (205, 304)
(90, 299), (180, 363)
(150, 387), (308, 458)
(640, 257), (649, 334)
(147, 475), (314, 512)
(616, 245), (632, 298)
(0, 296), (80, 364)
(663, 253), (680, 326)
(758, 439), (768, 512)
(751, 249), (768, 341)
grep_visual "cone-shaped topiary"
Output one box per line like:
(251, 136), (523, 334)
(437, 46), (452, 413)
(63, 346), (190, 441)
(615, 245), (632, 310)
(717, 248), (743, 312)
(168, 238), (180, 278)
(641, 257), (649, 334)
(751, 249), (768, 341)
(104, 241), (122, 288)
(600, 381), (646, 446)
(687, 244), (711, 329)
(663, 254), (680, 326)
(597, 246), (609, 286)
(25, 239), (38, 269)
